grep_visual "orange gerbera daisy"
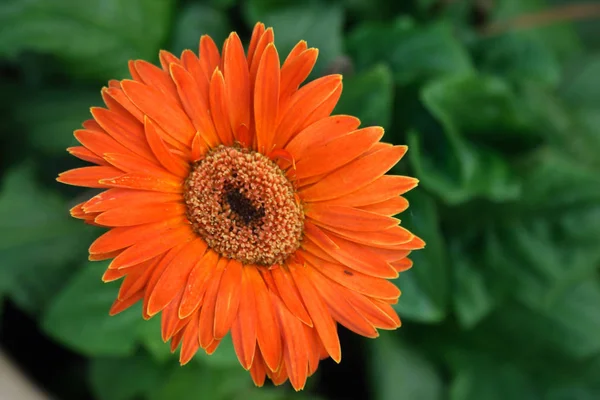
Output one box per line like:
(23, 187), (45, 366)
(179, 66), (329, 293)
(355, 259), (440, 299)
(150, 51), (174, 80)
(57, 22), (424, 390)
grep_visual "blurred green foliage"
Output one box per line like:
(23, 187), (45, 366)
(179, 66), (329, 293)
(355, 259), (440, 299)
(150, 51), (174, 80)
(1, 0), (600, 399)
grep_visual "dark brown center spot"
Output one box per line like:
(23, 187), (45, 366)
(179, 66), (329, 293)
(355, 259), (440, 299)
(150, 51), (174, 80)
(225, 187), (265, 224)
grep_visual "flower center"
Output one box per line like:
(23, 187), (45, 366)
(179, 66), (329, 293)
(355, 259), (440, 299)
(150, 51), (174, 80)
(184, 145), (304, 266)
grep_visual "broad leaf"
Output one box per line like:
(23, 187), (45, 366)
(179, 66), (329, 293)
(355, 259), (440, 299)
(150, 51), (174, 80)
(246, 2), (343, 74)
(347, 17), (472, 84)
(394, 191), (448, 323)
(43, 261), (142, 356)
(170, 4), (231, 55)
(15, 88), (101, 155)
(334, 64), (394, 130)
(0, 0), (174, 80)
(370, 332), (444, 400)
(449, 353), (540, 400)
(0, 164), (92, 314)
(89, 352), (164, 400)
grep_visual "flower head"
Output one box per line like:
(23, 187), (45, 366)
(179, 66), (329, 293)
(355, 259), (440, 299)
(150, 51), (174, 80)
(58, 22), (424, 390)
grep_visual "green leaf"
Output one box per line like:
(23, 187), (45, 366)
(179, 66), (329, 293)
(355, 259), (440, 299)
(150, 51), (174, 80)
(370, 332), (444, 400)
(411, 74), (527, 204)
(420, 74), (541, 146)
(394, 191), (448, 323)
(334, 64), (394, 130)
(195, 334), (240, 368)
(0, 0), (175, 80)
(170, 4), (231, 56)
(247, 2), (344, 74)
(89, 352), (164, 400)
(43, 261), (142, 356)
(482, 150), (600, 309)
(449, 353), (540, 400)
(451, 250), (495, 329)
(476, 280), (600, 360)
(149, 363), (251, 400)
(347, 18), (473, 85)
(475, 32), (561, 88)
(138, 315), (176, 363)
(14, 88), (101, 154)
(408, 129), (521, 204)
(0, 164), (92, 314)
(560, 54), (600, 106)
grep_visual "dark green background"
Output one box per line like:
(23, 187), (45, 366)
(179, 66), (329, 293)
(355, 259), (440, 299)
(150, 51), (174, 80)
(1, 0), (599, 399)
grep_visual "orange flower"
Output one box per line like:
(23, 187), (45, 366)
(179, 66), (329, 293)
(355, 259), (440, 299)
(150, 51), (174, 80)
(58, 22), (424, 390)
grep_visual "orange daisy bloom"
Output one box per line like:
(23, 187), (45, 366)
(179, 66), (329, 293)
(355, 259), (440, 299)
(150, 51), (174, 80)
(57, 22), (424, 390)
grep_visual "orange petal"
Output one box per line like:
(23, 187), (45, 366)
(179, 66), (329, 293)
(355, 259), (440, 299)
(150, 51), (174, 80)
(103, 86), (145, 122)
(273, 293), (309, 391)
(144, 117), (190, 177)
(99, 172), (183, 193)
(83, 188), (181, 213)
(128, 60), (143, 81)
(224, 33), (251, 134)
(285, 115), (360, 161)
(147, 238), (208, 316)
(304, 222), (397, 279)
(170, 63), (221, 147)
(283, 40), (308, 66)
(82, 119), (104, 132)
(170, 329), (185, 353)
(199, 35), (221, 82)
(89, 217), (186, 254)
(274, 75), (342, 149)
(249, 347), (267, 387)
(299, 145), (408, 202)
(121, 79), (196, 147)
(391, 257), (413, 272)
(91, 249), (123, 262)
(246, 267), (282, 372)
(213, 259), (243, 339)
(254, 44), (280, 154)
(303, 324), (322, 377)
(198, 257), (227, 349)
(360, 196), (410, 216)
(103, 152), (177, 181)
(180, 310), (201, 365)
(109, 290), (143, 316)
(57, 166), (122, 188)
(179, 249), (219, 318)
(109, 225), (195, 270)
(91, 107), (156, 162)
(102, 267), (129, 282)
(231, 267), (257, 370)
(247, 23), (266, 67)
(271, 266), (312, 326)
(74, 129), (134, 159)
(289, 265), (341, 363)
(118, 256), (160, 301)
(350, 296), (401, 330)
(293, 127), (382, 179)
(319, 175), (418, 207)
(159, 50), (181, 71)
(306, 203), (399, 232)
(160, 290), (189, 341)
(249, 28), (275, 86)
(305, 266), (378, 338)
(67, 146), (108, 166)
(209, 68), (234, 146)
(133, 60), (180, 103)
(323, 224), (416, 249)
(298, 83), (342, 132)
(301, 250), (400, 301)
(181, 49), (208, 99)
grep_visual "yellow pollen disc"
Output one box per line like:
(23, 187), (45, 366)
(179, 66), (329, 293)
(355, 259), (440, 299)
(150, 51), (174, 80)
(184, 145), (304, 266)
